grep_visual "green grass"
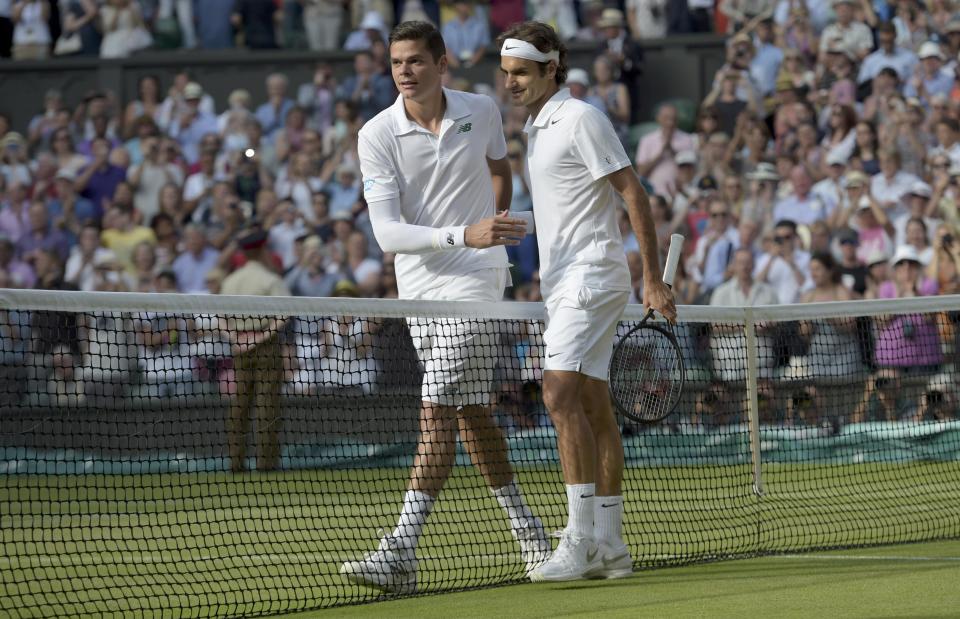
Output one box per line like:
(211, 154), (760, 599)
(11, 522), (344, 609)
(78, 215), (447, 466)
(299, 540), (960, 619)
(2, 464), (959, 618)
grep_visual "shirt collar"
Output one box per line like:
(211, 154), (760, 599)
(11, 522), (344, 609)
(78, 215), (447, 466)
(524, 88), (572, 132)
(391, 88), (471, 136)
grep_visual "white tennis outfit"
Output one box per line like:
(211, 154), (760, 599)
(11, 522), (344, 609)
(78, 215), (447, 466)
(359, 88), (509, 406)
(524, 89), (633, 379)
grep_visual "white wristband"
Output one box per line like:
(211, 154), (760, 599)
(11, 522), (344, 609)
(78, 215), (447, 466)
(432, 226), (467, 250)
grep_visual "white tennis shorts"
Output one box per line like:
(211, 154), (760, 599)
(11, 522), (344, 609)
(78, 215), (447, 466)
(407, 268), (509, 407)
(543, 285), (630, 380)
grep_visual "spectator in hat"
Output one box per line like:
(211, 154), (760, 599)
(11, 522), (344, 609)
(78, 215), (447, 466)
(858, 21), (918, 86)
(168, 82), (218, 165)
(774, 165), (831, 226)
(597, 8), (645, 120)
(852, 195), (896, 264)
(220, 226), (291, 472)
(893, 180), (941, 246)
(636, 103), (695, 197)
(344, 10), (388, 52)
(334, 50), (395, 122)
(565, 68), (605, 113)
(812, 150), (848, 211)
(713, 33), (763, 108)
(740, 162), (779, 226)
(818, 0), (873, 62)
(232, 0), (279, 49)
(325, 164), (361, 217)
(667, 150), (699, 222)
(442, 1), (490, 69)
(688, 197), (739, 299)
(905, 42), (954, 106)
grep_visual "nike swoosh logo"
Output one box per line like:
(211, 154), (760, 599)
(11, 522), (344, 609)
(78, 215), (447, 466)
(600, 503), (618, 508)
(602, 552), (629, 567)
(551, 118), (562, 125)
(580, 493), (594, 499)
(505, 45), (517, 50)
(547, 352), (560, 358)
(586, 548), (599, 562)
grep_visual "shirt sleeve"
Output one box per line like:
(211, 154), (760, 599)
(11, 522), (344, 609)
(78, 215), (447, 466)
(358, 128), (401, 204)
(572, 107), (632, 181)
(485, 97), (508, 160)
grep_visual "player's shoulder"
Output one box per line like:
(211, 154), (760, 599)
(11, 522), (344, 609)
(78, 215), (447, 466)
(358, 102), (400, 143)
(565, 97), (610, 126)
(447, 88), (499, 120)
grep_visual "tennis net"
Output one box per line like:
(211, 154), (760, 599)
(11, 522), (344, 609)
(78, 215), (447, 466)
(1, 288), (958, 617)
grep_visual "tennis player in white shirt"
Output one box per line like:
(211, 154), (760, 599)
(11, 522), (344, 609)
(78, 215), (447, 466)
(500, 21), (677, 582)
(339, 21), (550, 594)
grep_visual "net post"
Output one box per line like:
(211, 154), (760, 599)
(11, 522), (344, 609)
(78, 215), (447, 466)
(743, 308), (765, 497)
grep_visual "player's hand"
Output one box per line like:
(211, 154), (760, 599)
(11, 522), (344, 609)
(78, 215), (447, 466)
(464, 211), (527, 248)
(644, 280), (677, 324)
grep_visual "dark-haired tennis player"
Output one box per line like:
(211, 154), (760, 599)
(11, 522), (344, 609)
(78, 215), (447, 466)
(339, 21), (550, 594)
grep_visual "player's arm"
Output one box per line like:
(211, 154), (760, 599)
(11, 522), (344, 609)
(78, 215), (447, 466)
(608, 166), (678, 322)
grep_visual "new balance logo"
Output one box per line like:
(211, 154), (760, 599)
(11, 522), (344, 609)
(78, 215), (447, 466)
(457, 123), (473, 134)
(446, 232), (455, 246)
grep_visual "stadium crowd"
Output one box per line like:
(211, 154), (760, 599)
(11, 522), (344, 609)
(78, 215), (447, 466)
(1, 0), (959, 426)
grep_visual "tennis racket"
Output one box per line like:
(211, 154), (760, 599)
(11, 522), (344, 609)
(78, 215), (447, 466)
(609, 233), (686, 424)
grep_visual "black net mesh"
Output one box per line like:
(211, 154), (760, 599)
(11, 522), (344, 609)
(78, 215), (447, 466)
(1, 292), (958, 617)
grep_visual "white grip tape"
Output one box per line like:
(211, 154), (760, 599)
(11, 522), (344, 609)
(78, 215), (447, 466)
(663, 234), (684, 286)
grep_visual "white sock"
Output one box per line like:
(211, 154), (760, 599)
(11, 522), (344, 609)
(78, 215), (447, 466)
(492, 480), (537, 531)
(566, 483), (595, 537)
(595, 495), (624, 545)
(390, 489), (435, 551)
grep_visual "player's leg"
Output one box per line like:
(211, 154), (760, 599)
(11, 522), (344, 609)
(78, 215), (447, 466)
(457, 403), (550, 573)
(581, 376), (632, 579)
(254, 336), (283, 472)
(228, 350), (252, 472)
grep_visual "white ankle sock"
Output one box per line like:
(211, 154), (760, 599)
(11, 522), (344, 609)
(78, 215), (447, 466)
(492, 480), (537, 531)
(391, 489), (435, 550)
(594, 495), (624, 544)
(566, 483), (595, 537)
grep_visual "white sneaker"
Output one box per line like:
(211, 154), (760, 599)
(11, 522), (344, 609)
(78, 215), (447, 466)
(586, 540), (633, 579)
(513, 517), (552, 575)
(339, 535), (417, 594)
(528, 530), (601, 582)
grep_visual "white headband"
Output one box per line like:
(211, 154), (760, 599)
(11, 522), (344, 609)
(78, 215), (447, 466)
(500, 38), (559, 63)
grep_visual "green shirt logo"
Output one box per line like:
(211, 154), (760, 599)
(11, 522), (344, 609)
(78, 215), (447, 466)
(457, 123), (472, 134)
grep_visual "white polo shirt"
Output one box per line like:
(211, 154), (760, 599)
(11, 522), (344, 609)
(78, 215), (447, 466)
(523, 88), (632, 298)
(358, 88), (508, 299)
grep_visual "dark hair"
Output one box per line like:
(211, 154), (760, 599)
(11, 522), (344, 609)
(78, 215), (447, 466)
(938, 117), (960, 133)
(811, 251), (841, 284)
(496, 21), (569, 85)
(876, 21), (896, 34)
(389, 21), (446, 61)
(774, 219), (798, 233)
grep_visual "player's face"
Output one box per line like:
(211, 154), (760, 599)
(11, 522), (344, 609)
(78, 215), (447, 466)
(390, 39), (446, 103)
(500, 56), (556, 110)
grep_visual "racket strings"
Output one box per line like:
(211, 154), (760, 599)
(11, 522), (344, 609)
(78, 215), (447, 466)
(610, 326), (684, 422)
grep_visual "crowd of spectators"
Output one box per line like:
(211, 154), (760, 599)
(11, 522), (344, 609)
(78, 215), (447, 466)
(2, 0), (960, 426)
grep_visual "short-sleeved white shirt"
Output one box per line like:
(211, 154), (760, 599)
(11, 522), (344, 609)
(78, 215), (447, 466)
(523, 89), (632, 298)
(358, 88), (508, 299)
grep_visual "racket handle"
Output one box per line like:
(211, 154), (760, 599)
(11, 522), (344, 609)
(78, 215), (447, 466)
(662, 234), (684, 287)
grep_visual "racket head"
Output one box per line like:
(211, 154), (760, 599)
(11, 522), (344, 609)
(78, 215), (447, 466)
(608, 322), (685, 424)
